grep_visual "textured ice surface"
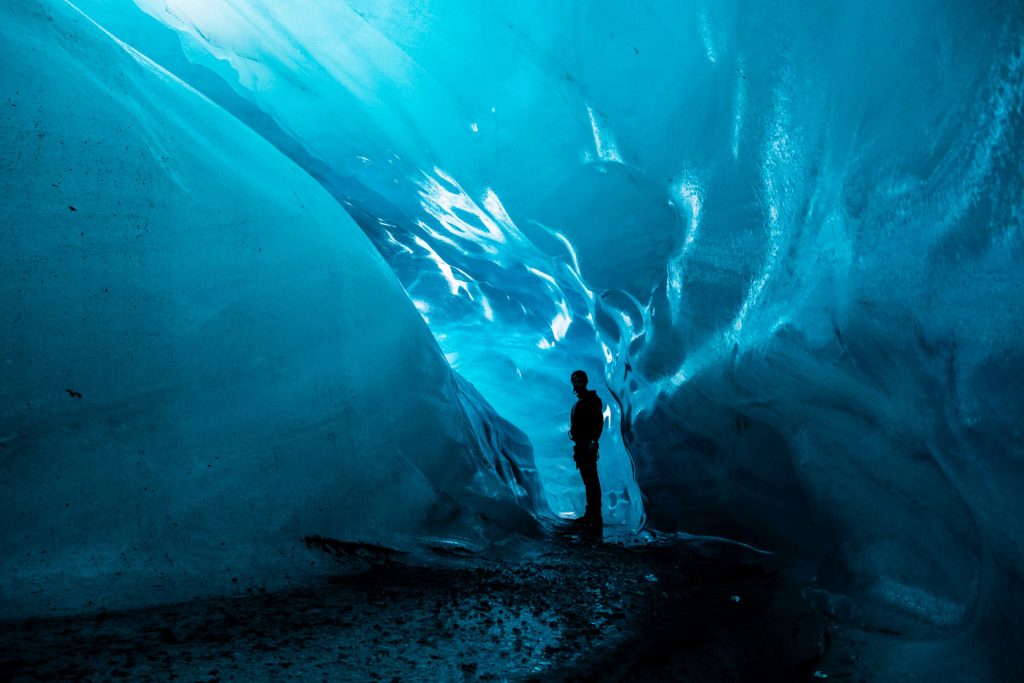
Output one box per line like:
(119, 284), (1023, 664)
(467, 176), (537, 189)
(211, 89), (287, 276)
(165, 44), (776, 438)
(99, 0), (1024, 675)
(5, 0), (1024, 678)
(0, 0), (539, 618)
(68, 0), (648, 529)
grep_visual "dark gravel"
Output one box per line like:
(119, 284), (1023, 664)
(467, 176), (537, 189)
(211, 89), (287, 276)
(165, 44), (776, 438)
(0, 525), (826, 682)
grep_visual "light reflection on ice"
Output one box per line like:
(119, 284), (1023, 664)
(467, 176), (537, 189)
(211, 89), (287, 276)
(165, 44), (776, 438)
(699, 8), (718, 64)
(412, 235), (469, 296)
(674, 176), (703, 250)
(732, 84), (793, 338)
(526, 266), (558, 286)
(551, 300), (571, 341)
(586, 104), (623, 163)
(733, 58), (747, 160)
(417, 167), (508, 244)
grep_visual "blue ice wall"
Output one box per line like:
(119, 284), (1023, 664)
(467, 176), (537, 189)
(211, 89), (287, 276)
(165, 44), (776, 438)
(0, 0), (540, 617)
(4, 0), (1024, 678)
(68, 0), (650, 528)
(91, 0), (1024, 677)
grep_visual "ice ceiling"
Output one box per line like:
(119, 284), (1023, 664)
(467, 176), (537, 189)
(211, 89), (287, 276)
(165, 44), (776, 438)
(2, 0), (1023, 678)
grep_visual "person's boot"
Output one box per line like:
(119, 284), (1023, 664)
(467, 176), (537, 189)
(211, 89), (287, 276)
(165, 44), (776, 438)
(581, 508), (603, 526)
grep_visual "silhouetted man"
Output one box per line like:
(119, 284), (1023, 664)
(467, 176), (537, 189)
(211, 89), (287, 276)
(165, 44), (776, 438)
(569, 370), (603, 525)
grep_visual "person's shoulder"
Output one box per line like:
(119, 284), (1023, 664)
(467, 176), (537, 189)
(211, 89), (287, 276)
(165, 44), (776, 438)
(587, 389), (602, 403)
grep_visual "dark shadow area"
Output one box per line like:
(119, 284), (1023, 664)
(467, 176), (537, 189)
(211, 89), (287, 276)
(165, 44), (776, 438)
(0, 532), (825, 682)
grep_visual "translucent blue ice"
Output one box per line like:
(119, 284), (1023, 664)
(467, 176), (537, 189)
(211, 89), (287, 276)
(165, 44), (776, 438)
(4, 0), (1024, 678)
(0, 0), (538, 617)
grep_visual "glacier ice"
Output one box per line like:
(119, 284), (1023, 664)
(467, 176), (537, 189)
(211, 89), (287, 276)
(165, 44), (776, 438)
(0, 0), (538, 617)
(4, 0), (1024, 678)
(74, 0), (650, 528)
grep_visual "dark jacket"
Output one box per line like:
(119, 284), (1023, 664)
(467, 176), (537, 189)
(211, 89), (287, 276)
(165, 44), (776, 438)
(570, 389), (604, 445)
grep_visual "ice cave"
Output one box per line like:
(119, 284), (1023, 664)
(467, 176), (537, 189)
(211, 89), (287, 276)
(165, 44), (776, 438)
(2, 0), (1022, 680)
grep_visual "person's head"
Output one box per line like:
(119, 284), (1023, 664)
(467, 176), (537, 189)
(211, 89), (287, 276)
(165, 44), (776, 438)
(571, 370), (588, 397)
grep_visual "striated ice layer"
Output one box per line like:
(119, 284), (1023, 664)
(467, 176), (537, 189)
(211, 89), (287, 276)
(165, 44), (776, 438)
(0, 0), (539, 618)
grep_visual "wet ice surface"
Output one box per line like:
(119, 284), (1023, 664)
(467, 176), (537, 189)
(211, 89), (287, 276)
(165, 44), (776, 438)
(0, 529), (826, 682)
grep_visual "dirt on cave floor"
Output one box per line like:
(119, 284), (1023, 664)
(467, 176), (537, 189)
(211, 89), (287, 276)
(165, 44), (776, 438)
(0, 523), (837, 682)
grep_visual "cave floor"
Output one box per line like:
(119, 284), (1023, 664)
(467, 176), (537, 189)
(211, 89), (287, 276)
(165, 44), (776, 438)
(1, 526), (830, 682)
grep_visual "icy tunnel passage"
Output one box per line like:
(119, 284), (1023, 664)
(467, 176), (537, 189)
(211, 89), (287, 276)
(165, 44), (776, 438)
(3, 0), (1024, 679)
(73, 0), (655, 528)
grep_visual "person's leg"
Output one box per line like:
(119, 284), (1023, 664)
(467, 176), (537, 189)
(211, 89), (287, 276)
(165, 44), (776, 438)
(580, 458), (602, 522)
(573, 444), (586, 518)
